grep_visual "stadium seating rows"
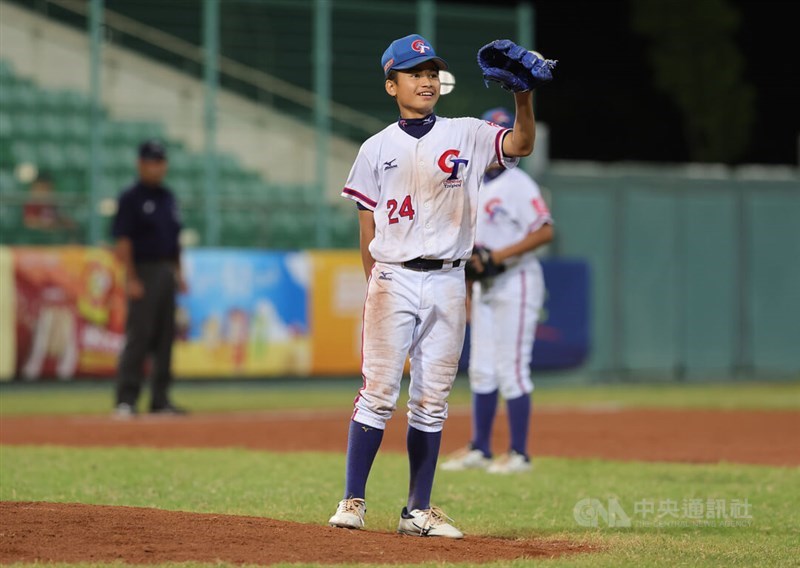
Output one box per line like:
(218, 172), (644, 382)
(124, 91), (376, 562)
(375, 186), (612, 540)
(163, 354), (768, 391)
(0, 59), (358, 249)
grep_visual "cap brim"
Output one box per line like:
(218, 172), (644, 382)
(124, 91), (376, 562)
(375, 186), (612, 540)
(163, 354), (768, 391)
(389, 55), (448, 74)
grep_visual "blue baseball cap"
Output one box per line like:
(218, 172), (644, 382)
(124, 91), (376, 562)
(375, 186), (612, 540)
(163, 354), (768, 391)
(381, 34), (448, 77)
(481, 107), (514, 129)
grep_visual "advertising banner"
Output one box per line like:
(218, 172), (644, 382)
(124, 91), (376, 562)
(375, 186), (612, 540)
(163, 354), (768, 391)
(530, 259), (591, 369)
(13, 246), (126, 380)
(0, 247), (16, 381)
(173, 249), (311, 377)
(458, 259), (591, 372)
(308, 251), (366, 374)
(2, 247), (589, 381)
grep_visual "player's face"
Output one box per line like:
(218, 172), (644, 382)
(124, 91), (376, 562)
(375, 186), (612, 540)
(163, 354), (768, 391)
(386, 62), (441, 119)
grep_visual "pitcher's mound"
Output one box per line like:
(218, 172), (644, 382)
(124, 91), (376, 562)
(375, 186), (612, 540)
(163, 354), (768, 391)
(1, 502), (595, 565)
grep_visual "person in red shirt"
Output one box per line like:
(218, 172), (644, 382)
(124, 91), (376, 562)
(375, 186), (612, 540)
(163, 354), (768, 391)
(23, 172), (74, 231)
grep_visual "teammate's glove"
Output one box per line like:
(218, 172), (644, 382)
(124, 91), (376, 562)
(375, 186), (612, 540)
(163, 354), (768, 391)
(477, 39), (557, 92)
(466, 246), (505, 281)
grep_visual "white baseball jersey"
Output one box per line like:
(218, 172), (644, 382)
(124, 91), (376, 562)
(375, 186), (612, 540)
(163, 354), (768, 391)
(470, 168), (552, 399)
(343, 116), (518, 433)
(342, 117), (518, 263)
(475, 167), (552, 270)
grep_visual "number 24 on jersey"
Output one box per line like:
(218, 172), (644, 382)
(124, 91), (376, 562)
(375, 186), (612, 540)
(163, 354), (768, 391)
(387, 195), (415, 225)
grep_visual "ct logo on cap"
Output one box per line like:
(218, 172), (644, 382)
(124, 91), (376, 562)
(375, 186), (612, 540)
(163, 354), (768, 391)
(411, 39), (431, 54)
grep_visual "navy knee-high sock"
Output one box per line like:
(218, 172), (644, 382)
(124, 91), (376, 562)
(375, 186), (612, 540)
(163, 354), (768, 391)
(344, 420), (384, 500)
(471, 389), (498, 458)
(506, 394), (531, 458)
(406, 426), (442, 511)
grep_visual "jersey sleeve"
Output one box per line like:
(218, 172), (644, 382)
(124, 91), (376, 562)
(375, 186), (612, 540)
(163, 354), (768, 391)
(475, 119), (520, 171)
(518, 178), (553, 233)
(341, 145), (379, 212)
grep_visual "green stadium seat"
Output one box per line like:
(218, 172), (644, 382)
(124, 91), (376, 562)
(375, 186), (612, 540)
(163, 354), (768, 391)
(11, 113), (40, 140)
(254, 183), (279, 204)
(331, 212), (358, 248)
(186, 155), (207, 180)
(5, 82), (37, 111)
(10, 141), (37, 165)
(62, 145), (90, 170)
(62, 90), (92, 114)
(39, 114), (69, 142)
(0, 169), (18, 193)
(0, 59), (15, 81)
(57, 171), (86, 194)
(0, 111), (12, 140)
(166, 148), (191, 175)
(170, 176), (197, 200)
(36, 89), (63, 113)
(181, 208), (206, 242)
(0, 203), (24, 244)
(0, 139), (12, 167)
(0, 81), (15, 110)
(37, 143), (68, 171)
(0, 60), (281, 249)
(109, 146), (137, 172)
(237, 177), (263, 199)
(266, 212), (302, 250)
(63, 115), (90, 142)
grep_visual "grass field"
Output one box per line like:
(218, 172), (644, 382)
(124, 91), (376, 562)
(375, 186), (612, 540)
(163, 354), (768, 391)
(2, 379), (799, 567)
(2, 377), (799, 415)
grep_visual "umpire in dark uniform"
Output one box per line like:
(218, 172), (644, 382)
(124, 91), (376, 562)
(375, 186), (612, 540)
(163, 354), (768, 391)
(111, 140), (187, 418)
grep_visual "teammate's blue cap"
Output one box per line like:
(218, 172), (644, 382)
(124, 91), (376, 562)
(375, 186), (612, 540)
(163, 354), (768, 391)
(381, 34), (448, 77)
(481, 107), (514, 129)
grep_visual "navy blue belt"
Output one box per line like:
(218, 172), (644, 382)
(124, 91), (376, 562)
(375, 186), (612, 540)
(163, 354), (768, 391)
(402, 258), (462, 271)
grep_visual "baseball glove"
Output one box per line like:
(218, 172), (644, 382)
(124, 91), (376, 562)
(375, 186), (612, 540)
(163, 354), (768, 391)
(465, 246), (505, 281)
(477, 39), (557, 92)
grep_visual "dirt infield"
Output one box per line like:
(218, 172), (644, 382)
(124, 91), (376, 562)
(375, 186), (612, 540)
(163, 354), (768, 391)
(2, 407), (796, 565)
(1, 407), (798, 466)
(1, 502), (595, 565)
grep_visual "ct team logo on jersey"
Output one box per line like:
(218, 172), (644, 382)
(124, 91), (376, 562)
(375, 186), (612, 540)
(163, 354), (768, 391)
(484, 197), (510, 223)
(438, 149), (469, 189)
(411, 39), (431, 54)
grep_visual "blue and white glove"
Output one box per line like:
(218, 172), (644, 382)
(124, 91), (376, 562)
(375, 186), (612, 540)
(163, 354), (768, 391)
(477, 39), (557, 92)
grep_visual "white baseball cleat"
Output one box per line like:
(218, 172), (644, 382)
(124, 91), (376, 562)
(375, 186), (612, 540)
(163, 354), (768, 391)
(397, 506), (464, 539)
(439, 446), (491, 471)
(328, 498), (366, 529)
(487, 451), (532, 474)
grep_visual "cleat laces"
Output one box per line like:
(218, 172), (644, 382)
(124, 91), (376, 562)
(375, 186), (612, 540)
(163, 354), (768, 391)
(340, 498), (365, 521)
(417, 506), (454, 534)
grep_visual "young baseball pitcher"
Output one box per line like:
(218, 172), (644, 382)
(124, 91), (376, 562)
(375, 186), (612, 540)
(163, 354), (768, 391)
(329, 34), (555, 538)
(440, 107), (554, 475)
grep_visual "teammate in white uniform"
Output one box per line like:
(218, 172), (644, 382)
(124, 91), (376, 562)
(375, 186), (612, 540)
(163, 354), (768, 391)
(441, 107), (553, 475)
(328, 36), (537, 538)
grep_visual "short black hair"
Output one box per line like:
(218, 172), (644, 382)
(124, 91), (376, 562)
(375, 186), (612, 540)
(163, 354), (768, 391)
(386, 70), (398, 82)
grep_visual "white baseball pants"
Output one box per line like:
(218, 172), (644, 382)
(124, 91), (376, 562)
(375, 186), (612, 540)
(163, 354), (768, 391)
(469, 266), (544, 399)
(353, 261), (467, 433)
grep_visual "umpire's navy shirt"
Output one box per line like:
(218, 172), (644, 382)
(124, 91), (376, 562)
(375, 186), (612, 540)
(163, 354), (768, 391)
(111, 181), (181, 263)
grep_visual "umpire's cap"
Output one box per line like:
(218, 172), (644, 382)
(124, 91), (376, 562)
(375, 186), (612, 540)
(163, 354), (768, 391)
(138, 140), (167, 161)
(481, 107), (514, 129)
(382, 34), (448, 77)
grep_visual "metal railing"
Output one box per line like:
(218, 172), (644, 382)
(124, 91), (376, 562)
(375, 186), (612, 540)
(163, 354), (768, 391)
(46, 0), (387, 138)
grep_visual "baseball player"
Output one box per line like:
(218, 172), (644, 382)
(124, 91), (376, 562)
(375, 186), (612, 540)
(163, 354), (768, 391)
(327, 35), (554, 538)
(440, 107), (553, 475)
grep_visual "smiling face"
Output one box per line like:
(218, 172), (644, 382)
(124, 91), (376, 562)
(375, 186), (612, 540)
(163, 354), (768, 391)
(385, 61), (441, 119)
